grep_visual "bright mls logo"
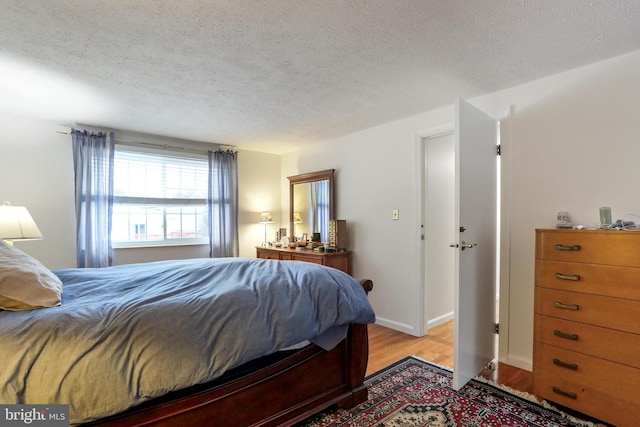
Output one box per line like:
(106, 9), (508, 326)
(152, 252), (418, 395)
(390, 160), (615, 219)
(1, 405), (68, 426)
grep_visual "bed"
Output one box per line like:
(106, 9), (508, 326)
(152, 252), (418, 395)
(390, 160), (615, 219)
(0, 241), (375, 426)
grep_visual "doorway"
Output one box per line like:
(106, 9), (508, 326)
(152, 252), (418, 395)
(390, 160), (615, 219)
(423, 132), (456, 330)
(420, 127), (501, 365)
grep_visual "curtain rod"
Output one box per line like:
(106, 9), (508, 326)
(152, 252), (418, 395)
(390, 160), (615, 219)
(56, 131), (235, 155)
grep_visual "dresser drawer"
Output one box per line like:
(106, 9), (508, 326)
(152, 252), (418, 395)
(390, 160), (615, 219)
(290, 254), (323, 265)
(256, 249), (280, 260)
(535, 287), (640, 334)
(534, 343), (640, 427)
(325, 256), (351, 275)
(535, 314), (640, 367)
(535, 259), (640, 300)
(536, 229), (640, 267)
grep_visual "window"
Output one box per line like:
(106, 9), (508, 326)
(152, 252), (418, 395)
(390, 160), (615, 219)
(111, 148), (209, 247)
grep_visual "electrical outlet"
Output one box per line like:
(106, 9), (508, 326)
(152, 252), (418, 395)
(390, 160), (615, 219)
(392, 209), (399, 220)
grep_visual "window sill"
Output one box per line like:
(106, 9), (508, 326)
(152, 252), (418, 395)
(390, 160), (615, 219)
(113, 241), (208, 250)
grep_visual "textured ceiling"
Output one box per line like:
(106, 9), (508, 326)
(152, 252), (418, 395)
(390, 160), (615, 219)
(2, 1), (640, 154)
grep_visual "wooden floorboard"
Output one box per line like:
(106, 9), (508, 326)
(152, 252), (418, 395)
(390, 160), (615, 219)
(366, 322), (534, 394)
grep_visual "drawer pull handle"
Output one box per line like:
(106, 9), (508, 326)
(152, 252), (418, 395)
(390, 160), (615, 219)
(553, 330), (579, 340)
(553, 358), (578, 370)
(554, 301), (579, 311)
(555, 273), (580, 281)
(555, 244), (581, 251)
(552, 386), (577, 399)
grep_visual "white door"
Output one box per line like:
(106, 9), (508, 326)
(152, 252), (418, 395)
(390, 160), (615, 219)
(452, 98), (497, 390)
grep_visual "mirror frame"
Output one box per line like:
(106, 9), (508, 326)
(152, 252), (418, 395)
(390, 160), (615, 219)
(288, 169), (335, 241)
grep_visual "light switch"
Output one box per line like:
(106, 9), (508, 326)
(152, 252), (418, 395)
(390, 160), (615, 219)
(392, 209), (399, 220)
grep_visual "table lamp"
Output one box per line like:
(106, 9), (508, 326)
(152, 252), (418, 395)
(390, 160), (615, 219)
(258, 212), (273, 247)
(0, 201), (43, 245)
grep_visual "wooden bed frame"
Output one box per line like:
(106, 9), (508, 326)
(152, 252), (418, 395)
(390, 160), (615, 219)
(88, 279), (373, 427)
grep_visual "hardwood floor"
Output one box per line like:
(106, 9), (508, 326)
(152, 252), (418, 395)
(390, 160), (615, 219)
(366, 321), (534, 394)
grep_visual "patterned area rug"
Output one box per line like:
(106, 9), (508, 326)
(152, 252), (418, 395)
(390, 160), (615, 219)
(297, 356), (603, 427)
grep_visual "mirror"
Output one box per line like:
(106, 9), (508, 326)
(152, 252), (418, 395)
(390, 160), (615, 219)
(288, 169), (334, 243)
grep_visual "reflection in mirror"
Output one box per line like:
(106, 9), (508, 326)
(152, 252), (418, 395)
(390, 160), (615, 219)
(288, 170), (334, 243)
(292, 180), (330, 241)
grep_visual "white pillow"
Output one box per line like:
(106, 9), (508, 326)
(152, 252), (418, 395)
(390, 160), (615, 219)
(0, 239), (63, 311)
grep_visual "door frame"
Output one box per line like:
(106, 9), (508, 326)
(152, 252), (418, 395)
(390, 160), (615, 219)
(414, 113), (511, 364)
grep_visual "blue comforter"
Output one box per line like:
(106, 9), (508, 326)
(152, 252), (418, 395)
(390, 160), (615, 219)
(0, 257), (375, 424)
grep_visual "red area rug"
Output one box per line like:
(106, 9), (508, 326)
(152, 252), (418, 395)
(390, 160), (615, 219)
(298, 356), (604, 427)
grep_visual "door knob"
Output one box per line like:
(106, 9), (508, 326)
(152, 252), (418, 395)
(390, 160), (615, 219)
(449, 242), (477, 250)
(460, 241), (477, 251)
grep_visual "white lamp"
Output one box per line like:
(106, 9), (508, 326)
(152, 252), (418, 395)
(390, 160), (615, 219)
(0, 201), (43, 245)
(258, 212), (273, 247)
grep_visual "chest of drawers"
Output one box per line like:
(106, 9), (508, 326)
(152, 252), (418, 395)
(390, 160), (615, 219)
(533, 229), (640, 427)
(256, 246), (352, 275)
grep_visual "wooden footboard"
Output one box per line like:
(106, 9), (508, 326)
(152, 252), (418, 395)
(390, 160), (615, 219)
(88, 280), (373, 427)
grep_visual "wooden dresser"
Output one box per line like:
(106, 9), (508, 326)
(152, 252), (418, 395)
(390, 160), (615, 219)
(256, 246), (352, 275)
(533, 229), (640, 427)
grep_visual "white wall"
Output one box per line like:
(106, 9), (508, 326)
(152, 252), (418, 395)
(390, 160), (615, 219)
(0, 111), (282, 268)
(236, 149), (282, 256)
(281, 49), (640, 370)
(0, 113), (76, 269)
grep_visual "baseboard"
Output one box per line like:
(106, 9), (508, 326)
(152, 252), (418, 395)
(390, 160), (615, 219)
(374, 317), (419, 336)
(426, 311), (454, 330)
(504, 354), (532, 372)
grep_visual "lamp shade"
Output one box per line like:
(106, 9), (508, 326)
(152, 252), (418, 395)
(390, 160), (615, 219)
(293, 212), (302, 223)
(258, 212), (273, 224)
(0, 202), (43, 242)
